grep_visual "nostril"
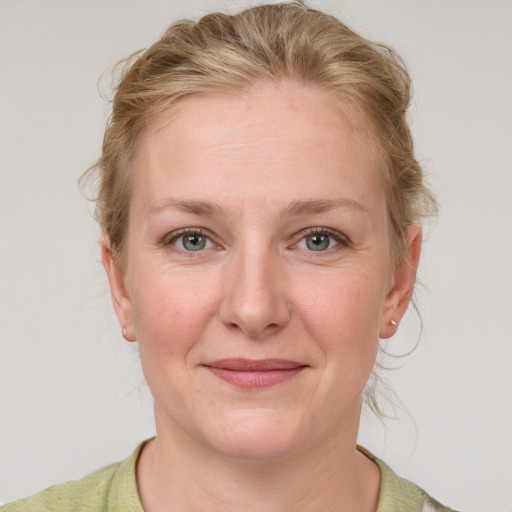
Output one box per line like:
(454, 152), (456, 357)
(226, 321), (281, 337)
(219, 278), (291, 337)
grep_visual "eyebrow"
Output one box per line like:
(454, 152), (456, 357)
(281, 198), (368, 217)
(147, 199), (223, 217)
(147, 197), (367, 218)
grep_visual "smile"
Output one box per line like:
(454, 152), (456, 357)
(202, 358), (308, 388)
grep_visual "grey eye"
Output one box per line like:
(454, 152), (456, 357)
(305, 234), (331, 251)
(181, 234), (207, 251)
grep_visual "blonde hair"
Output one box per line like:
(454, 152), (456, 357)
(84, 2), (437, 413)
(86, 1), (436, 263)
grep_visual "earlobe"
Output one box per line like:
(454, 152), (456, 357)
(380, 225), (422, 339)
(100, 236), (136, 342)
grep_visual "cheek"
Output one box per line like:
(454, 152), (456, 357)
(130, 265), (220, 366)
(295, 268), (385, 371)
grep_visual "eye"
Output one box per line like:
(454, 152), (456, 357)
(295, 228), (346, 252)
(305, 233), (332, 251)
(169, 231), (215, 251)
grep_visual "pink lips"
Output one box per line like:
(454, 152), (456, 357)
(203, 358), (307, 388)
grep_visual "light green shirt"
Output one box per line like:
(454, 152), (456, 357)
(1, 442), (458, 511)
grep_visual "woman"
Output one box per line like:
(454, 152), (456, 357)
(1, 3), (460, 511)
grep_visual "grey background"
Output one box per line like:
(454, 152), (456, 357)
(1, 1), (511, 510)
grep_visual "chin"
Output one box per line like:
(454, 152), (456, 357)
(204, 408), (310, 461)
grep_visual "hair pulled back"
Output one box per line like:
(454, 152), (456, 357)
(85, 1), (436, 266)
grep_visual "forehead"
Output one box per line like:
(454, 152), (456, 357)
(132, 81), (383, 208)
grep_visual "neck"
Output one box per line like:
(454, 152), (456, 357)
(136, 407), (380, 512)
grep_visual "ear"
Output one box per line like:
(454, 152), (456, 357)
(101, 236), (137, 342)
(379, 225), (422, 339)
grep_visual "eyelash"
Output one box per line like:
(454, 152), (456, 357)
(163, 228), (215, 248)
(294, 227), (350, 252)
(162, 227), (350, 254)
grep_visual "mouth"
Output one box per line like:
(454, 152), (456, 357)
(202, 358), (308, 388)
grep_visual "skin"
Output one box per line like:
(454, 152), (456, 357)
(102, 80), (421, 511)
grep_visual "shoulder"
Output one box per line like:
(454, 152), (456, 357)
(0, 463), (119, 512)
(0, 443), (145, 512)
(357, 446), (461, 512)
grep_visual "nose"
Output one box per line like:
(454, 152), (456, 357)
(220, 244), (291, 338)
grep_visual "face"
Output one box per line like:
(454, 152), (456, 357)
(103, 81), (420, 460)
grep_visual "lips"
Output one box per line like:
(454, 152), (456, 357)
(203, 358), (307, 388)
